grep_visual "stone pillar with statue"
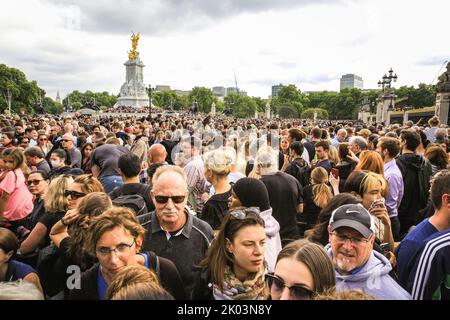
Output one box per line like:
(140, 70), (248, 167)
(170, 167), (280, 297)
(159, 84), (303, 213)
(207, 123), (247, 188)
(114, 32), (150, 109)
(435, 62), (450, 125)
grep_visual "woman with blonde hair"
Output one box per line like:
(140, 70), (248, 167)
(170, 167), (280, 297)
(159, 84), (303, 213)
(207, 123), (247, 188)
(354, 150), (385, 176)
(200, 149), (234, 231)
(18, 175), (73, 255)
(299, 167), (334, 231)
(68, 207), (185, 300)
(343, 171), (395, 256)
(65, 174), (104, 211)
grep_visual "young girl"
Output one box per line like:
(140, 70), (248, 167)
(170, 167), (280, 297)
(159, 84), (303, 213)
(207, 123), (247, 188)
(0, 148), (33, 230)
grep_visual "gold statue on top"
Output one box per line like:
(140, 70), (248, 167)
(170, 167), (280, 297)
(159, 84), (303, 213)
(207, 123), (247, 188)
(128, 32), (140, 60)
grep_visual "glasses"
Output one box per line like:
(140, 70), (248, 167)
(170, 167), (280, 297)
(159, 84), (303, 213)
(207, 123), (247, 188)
(62, 139), (72, 142)
(154, 195), (186, 204)
(39, 138), (47, 141)
(96, 239), (136, 256)
(64, 190), (86, 199)
(331, 231), (370, 246)
(27, 179), (44, 186)
(266, 273), (314, 300)
(228, 207), (260, 219)
(21, 140), (29, 144)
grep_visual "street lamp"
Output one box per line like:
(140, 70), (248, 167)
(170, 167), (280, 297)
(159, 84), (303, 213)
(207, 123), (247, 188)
(378, 68), (398, 111)
(147, 84), (154, 118)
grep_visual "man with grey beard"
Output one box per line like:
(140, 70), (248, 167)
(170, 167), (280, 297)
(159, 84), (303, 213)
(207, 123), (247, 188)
(326, 204), (411, 300)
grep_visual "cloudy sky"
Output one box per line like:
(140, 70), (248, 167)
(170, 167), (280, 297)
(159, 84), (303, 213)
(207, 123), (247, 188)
(1, 0), (449, 100)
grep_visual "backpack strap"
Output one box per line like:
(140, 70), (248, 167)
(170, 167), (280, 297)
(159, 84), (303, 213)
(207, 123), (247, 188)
(145, 251), (161, 279)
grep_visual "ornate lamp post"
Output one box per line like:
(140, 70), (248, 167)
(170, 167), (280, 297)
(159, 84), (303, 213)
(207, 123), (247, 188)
(378, 68), (398, 111)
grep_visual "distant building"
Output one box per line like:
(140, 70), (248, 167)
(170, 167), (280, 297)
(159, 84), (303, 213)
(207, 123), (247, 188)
(212, 86), (227, 97)
(227, 87), (239, 95)
(340, 74), (363, 90)
(56, 91), (61, 104)
(175, 90), (191, 96)
(155, 85), (171, 91)
(272, 84), (284, 98)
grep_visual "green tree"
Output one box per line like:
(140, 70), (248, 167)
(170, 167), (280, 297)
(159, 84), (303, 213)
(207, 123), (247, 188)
(43, 97), (64, 114)
(301, 108), (329, 119)
(271, 84), (308, 116)
(0, 64), (42, 114)
(152, 90), (179, 109)
(224, 93), (257, 118)
(394, 84), (436, 108)
(188, 87), (216, 113)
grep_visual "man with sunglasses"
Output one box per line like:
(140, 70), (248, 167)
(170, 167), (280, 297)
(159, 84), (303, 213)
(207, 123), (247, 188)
(23, 170), (48, 231)
(143, 165), (214, 298)
(24, 147), (51, 176)
(61, 133), (82, 168)
(327, 204), (411, 300)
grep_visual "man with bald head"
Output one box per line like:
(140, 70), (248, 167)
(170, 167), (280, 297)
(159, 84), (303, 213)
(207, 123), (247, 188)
(61, 133), (82, 168)
(148, 143), (168, 165)
(142, 165), (214, 297)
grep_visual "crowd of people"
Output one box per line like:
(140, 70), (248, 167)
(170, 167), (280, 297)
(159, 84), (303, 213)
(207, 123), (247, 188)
(0, 110), (449, 300)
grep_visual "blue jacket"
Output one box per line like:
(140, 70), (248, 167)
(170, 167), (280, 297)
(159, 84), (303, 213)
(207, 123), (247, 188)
(326, 245), (411, 300)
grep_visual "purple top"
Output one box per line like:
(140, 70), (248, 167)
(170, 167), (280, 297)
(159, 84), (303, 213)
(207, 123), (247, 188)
(384, 159), (404, 218)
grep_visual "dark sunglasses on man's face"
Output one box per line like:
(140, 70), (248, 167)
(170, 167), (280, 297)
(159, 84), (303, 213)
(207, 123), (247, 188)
(266, 273), (314, 300)
(39, 138), (47, 141)
(154, 195), (186, 204)
(64, 190), (86, 199)
(27, 179), (44, 186)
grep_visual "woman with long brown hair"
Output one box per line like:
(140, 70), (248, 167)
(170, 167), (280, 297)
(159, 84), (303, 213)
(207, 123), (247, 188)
(354, 150), (385, 176)
(192, 207), (267, 300)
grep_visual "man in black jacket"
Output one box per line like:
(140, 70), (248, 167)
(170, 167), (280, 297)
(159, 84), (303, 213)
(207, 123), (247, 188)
(142, 165), (214, 297)
(396, 129), (433, 237)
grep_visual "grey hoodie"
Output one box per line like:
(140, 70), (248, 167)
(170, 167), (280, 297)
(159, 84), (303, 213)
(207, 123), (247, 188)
(260, 208), (282, 272)
(326, 244), (412, 300)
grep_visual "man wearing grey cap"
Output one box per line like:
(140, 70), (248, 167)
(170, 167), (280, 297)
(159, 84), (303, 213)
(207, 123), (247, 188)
(326, 204), (411, 300)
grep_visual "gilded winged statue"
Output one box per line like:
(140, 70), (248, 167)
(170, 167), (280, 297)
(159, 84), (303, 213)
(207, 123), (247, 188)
(128, 32), (140, 60)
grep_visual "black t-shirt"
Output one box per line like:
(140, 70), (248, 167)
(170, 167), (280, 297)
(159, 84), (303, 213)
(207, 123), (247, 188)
(109, 183), (154, 212)
(199, 189), (232, 230)
(301, 185), (322, 226)
(38, 211), (65, 248)
(303, 141), (317, 161)
(260, 172), (303, 244)
(91, 143), (129, 178)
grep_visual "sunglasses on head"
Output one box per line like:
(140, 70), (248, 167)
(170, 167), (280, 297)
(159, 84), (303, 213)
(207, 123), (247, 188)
(228, 207), (260, 219)
(154, 195), (186, 204)
(266, 273), (314, 300)
(27, 179), (44, 186)
(64, 190), (86, 199)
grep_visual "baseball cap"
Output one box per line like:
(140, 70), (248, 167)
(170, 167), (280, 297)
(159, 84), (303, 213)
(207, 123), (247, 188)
(329, 204), (375, 239)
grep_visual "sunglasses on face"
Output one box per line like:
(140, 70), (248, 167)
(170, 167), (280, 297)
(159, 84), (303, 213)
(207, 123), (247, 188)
(154, 195), (186, 204)
(266, 273), (314, 300)
(62, 139), (72, 142)
(64, 190), (86, 199)
(39, 138), (47, 141)
(27, 179), (44, 186)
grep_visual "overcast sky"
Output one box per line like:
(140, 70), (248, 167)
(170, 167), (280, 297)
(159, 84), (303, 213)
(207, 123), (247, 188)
(1, 0), (449, 100)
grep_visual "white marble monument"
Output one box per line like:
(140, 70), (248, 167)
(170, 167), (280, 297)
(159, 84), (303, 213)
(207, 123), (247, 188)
(114, 32), (150, 108)
(265, 103), (271, 119)
(210, 102), (216, 116)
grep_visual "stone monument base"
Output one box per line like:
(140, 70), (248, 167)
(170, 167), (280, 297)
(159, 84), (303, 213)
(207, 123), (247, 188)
(114, 97), (149, 108)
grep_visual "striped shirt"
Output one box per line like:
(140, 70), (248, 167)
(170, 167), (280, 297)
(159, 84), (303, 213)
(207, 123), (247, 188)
(410, 230), (450, 300)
